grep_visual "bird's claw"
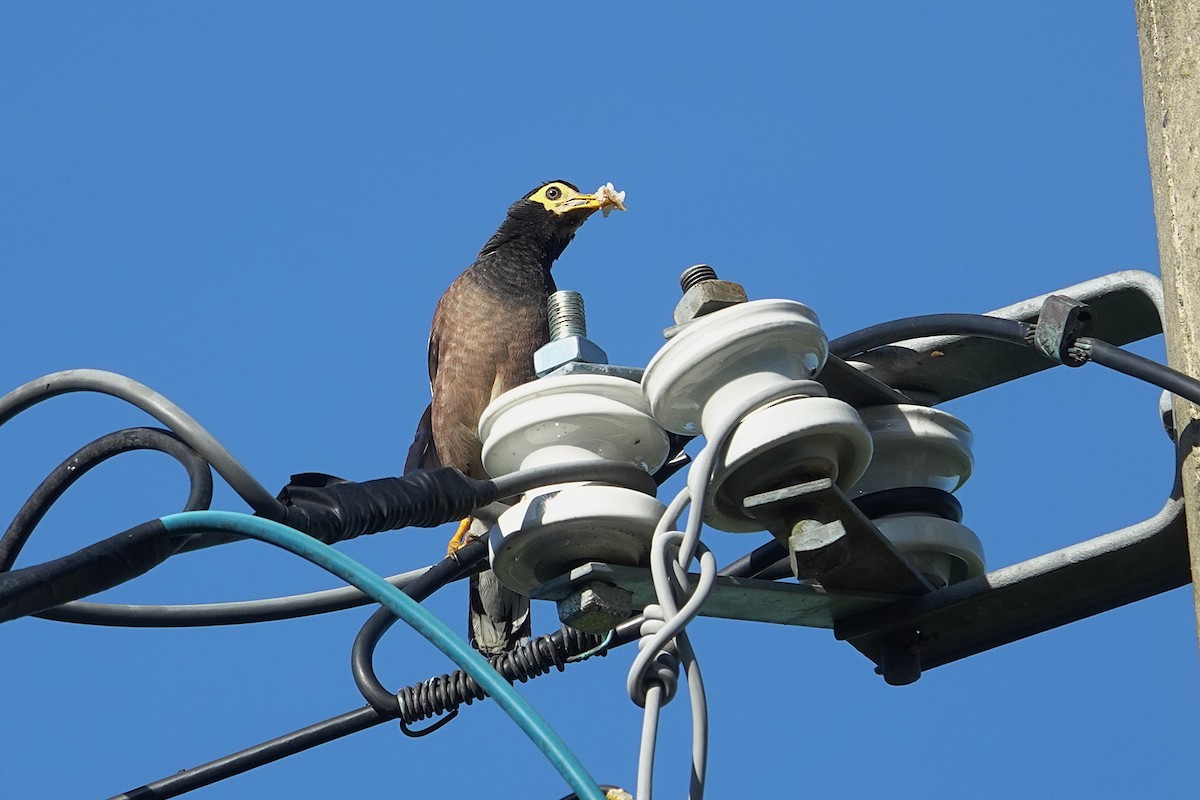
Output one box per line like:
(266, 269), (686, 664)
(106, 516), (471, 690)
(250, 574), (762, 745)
(446, 516), (476, 559)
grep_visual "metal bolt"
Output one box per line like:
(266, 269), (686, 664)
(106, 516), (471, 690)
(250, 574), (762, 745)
(548, 290), (587, 340)
(671, 265), (749, 327)
(535, 290), (609, 376)
(876, 629), (922, 686)
(679, 264), (719, 292)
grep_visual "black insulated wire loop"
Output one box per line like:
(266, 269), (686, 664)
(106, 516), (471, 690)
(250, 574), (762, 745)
(1, 427), (213, 572)
(350, 535), (611, 727)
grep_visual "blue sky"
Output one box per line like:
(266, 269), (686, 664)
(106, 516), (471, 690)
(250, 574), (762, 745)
(2, 3), (1196, 798)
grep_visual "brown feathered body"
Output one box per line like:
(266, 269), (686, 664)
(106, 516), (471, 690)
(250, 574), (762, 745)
(428, 259), (550, 480)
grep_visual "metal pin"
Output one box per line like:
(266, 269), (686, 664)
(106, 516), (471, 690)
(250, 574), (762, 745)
(548, 290), (587, 340)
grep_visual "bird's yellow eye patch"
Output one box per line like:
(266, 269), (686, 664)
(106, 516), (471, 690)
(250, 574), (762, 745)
(528, 182), (584, 212)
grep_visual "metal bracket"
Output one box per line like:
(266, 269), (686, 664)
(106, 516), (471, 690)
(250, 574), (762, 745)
(835, 495), (1189, 680)
(743, 478), (935, 596)
(529, 561), (903, 629)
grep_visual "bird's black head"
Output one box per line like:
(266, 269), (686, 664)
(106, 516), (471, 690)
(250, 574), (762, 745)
(478, 180), (610, 268)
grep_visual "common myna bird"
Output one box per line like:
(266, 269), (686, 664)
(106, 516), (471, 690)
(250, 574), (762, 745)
(404, 179), (625, 656)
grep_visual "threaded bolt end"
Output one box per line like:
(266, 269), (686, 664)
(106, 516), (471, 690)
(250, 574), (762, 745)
(548, 290), (587, 340)
(680, 264), (718, 292)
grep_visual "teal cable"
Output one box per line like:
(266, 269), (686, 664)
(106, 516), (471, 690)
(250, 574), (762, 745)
(159, 511), (604, 800)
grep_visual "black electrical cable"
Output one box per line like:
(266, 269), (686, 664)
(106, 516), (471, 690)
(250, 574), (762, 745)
(375, 625), (610, 729)
(0, 427), (213, 572)
(351, 539), (488, 715)
(276, 460), (656, 545)
(716, 537), (789, 580)
(0, 520), (185, 624)
(109, 544), (478, 800)
(107, 706), (385, 800)
(1086, 337), (1200, 407)
(36, 565), (432, 627)
(276, 467), (491, 544)
(828, 313), (1032, 359)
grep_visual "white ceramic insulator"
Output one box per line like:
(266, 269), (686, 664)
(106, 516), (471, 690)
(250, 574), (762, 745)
(490, 485), (668, 596)
(849, 404), (973, 498)
(480, 373), (670, 477)
(643, 298), (873, 532)
(643, 299), (829, 435)
(850, 404), (985, 585)
(477, 373), (671, 595)
(874, 515), (986, 588)
(707, 395), (874, 532)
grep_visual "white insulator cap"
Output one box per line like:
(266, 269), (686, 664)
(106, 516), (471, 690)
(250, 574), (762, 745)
(643, 299), (829, 434)
(490, 485), (667, 596)
(849, 404), (973, 498)
(479, 373), (670, 477)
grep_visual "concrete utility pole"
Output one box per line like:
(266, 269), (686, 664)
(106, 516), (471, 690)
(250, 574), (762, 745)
(1135, 0), (1200, 644)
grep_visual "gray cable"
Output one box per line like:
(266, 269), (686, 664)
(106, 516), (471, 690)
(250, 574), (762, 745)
(627, 382), (798, 799)
(35, 565), (432, 627)
(0, 369), (284, 519)
(638, 683), (664, 800)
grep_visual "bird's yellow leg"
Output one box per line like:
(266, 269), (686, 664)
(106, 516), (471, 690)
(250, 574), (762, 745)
(446, 516), (473, 557)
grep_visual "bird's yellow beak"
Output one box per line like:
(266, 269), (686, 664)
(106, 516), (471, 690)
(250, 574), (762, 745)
(552, 191), (605, 215)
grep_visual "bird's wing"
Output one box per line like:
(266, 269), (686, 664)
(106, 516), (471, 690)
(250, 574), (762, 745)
(402, 322), (445, 475)
(402, 402), (440, 474)
(426, 327), (440, 386)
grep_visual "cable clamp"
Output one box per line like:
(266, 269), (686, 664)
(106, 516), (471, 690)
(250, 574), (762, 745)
(1032, 294), (1095, 367)
(628, 604), (680, 708)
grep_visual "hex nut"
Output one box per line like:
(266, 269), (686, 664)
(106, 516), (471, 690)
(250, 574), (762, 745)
(672, 280), (749, 325)
(533, 336), (609, 377)
(557, 580), (633, 633)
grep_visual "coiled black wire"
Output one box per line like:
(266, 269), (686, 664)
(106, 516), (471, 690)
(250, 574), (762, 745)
(350, 535), (608, 728)
(393, 627), (608, 728)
